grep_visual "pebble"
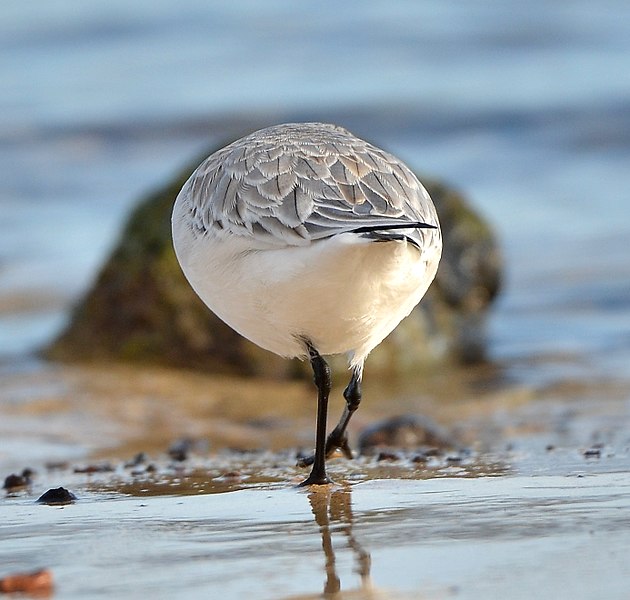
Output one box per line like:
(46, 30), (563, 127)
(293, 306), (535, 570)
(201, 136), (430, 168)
(37, 487), (77, 505)
(0, 569), (53, 595)
(358, 414), (454, 455)
(3, 473), (29, 491)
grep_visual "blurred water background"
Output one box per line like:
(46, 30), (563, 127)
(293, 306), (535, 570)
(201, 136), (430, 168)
(1, 0), (629, 387)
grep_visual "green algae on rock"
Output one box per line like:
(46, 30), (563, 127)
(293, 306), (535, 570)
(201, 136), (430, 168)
(46, 141), (502, 377)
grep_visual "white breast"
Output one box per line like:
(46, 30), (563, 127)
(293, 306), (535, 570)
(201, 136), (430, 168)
(172, 215), (441, 368)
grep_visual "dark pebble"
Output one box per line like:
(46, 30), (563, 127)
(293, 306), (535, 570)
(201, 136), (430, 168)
(295, 449), (314, 468)
(169, 445), (189, 462)
(583, 448), (601, 458)
(358, 415), (454, 455)
(73, 463), (114, 474)
(168, 438), (207, 461)
(22, 467), (35, 479)
(446, 456), (463, 464)
(3, 474), (28, 491)
(376, 451), (400, 462)
(411, 454), (428, 464)
(218, 471), (242, 480)
(37, 487), (77, 505)
(125, 452), (148, 468)
(45, 461), (69, 471)
(423, 447), (443, 457)
(227, 446), (262, 455)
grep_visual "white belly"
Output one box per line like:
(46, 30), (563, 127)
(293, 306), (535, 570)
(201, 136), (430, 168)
(173, 228), (441, 368)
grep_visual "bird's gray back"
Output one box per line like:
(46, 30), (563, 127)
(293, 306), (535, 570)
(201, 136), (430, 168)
(180, 122), (440, 247)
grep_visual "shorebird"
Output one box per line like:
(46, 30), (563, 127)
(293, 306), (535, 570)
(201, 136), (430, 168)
(172, 123), (442, 485)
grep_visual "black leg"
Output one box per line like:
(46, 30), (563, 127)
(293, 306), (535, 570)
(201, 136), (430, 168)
(324, 368), (362, 459)
(298, 367), (363, 467)
(299, 343), (333, 486)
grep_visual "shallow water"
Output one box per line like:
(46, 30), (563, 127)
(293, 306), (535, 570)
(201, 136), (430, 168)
(3, 470), (630, 599)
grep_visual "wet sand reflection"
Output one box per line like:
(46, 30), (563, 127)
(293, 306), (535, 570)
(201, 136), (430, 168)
(307, 484), (371, 597)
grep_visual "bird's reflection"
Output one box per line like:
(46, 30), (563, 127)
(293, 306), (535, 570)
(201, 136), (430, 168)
(307, 483), (371, 596)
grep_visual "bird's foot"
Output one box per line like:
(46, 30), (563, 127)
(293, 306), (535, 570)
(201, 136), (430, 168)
(297, 471), (333, 487)
(296, 433), (353, 468)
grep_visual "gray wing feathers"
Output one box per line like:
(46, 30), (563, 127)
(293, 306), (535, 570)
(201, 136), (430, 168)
(181, 123), (438, 247)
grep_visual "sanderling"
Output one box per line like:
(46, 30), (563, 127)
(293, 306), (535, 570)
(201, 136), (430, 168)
(172, 122), (442, 485)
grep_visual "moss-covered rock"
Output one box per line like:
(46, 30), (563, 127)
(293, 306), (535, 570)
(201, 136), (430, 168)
(46, 141), (502, 377)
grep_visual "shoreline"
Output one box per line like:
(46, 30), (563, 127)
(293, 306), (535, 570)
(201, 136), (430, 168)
(2, 357), (628, 476)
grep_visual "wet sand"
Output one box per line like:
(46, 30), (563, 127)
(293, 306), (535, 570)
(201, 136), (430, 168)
(3, 473), (629, 600)
(1, 361), (629, 599)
